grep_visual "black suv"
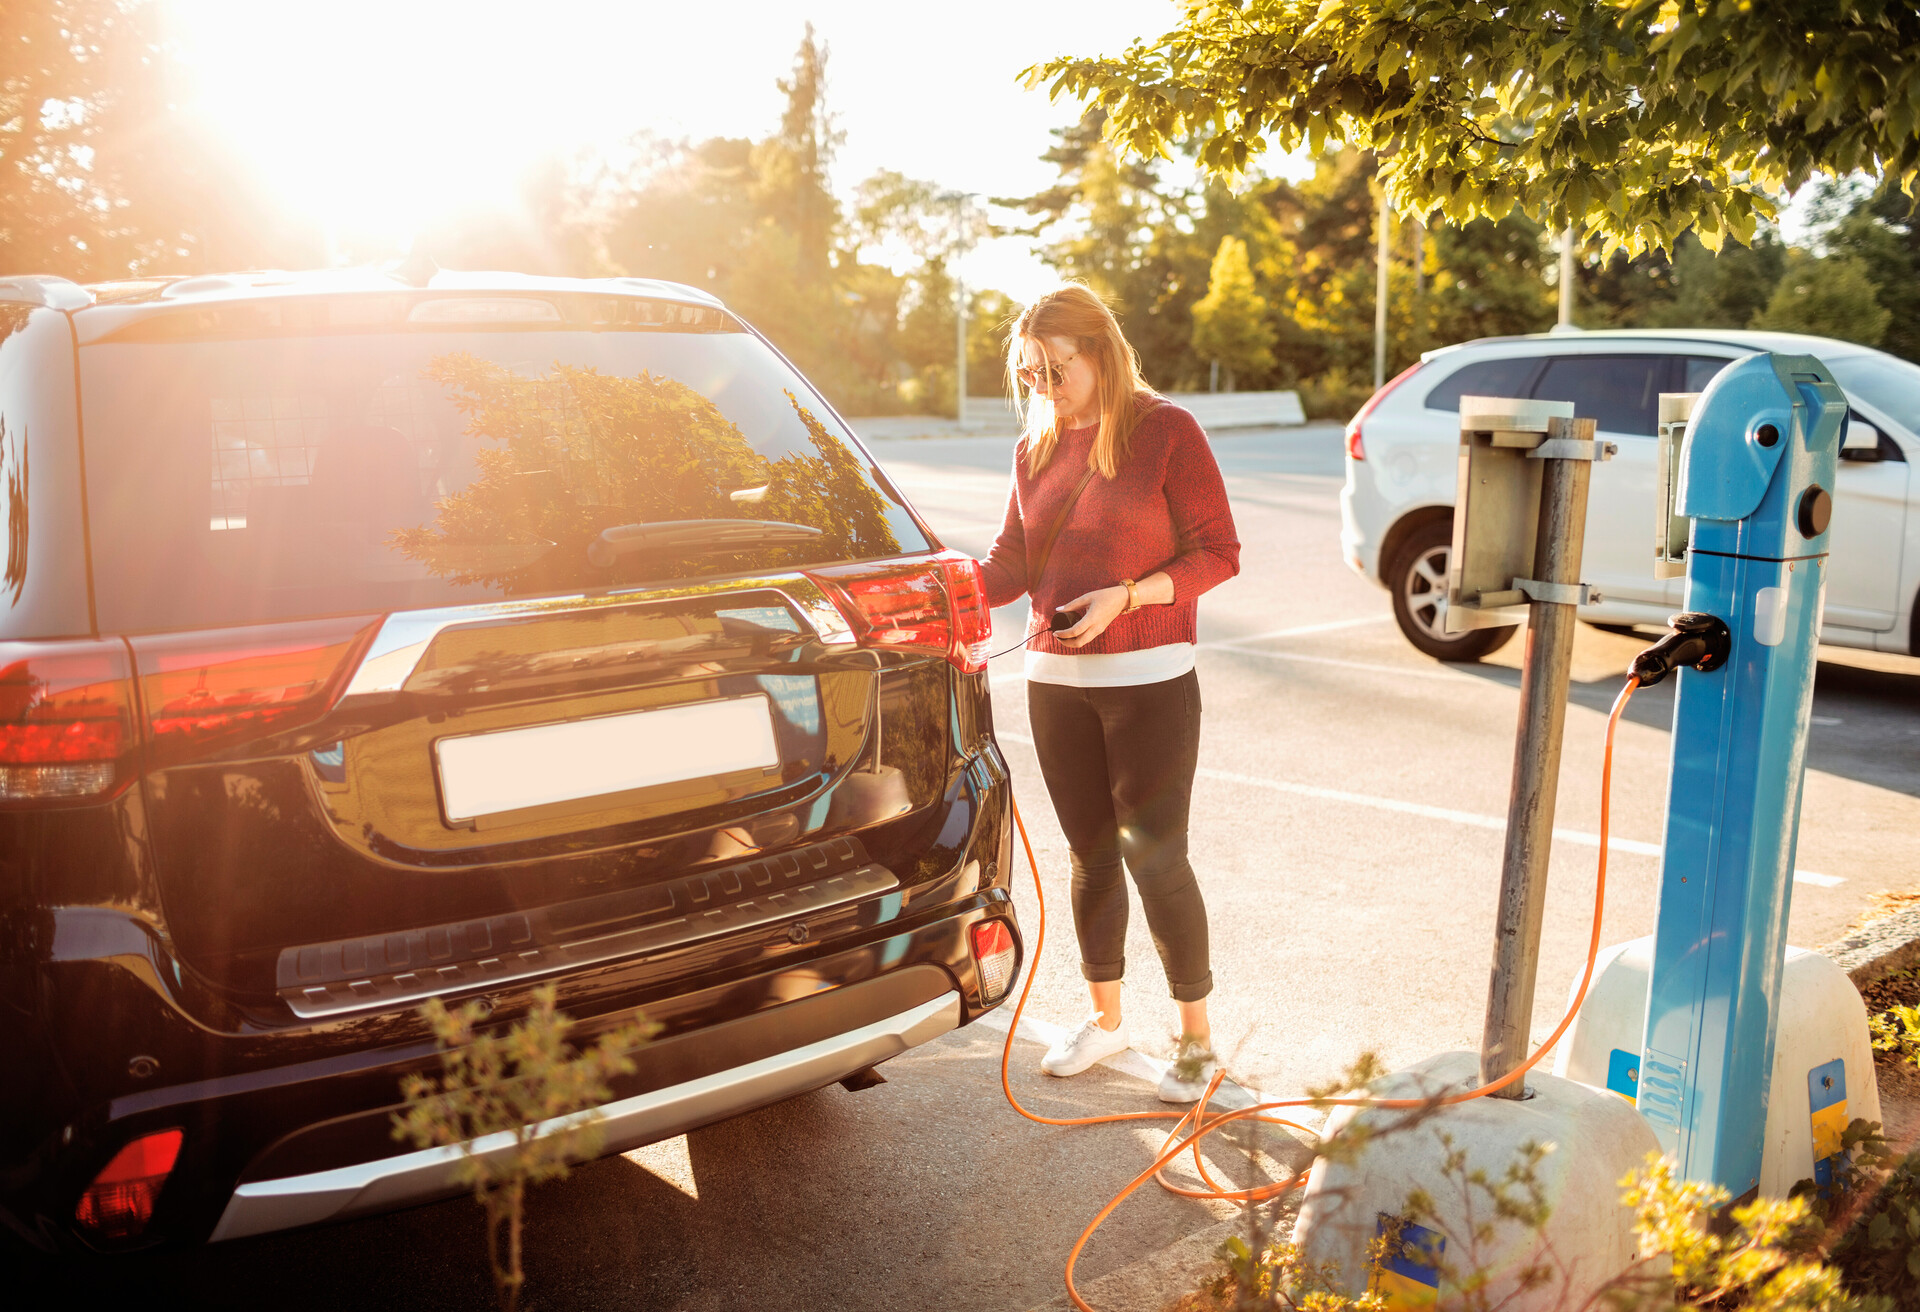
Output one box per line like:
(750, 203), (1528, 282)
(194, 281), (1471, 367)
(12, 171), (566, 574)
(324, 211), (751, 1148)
(0, 269), (1020, 1250)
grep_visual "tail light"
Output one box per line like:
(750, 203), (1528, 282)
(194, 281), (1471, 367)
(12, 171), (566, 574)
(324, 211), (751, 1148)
(0, 640), (139, 802)
(130, 616), (378, 765)
(807, 553), (993, 674)
(971, 919), (1017, 1003)
(938, 554), (992, 673)
(1343, 361), (1425, 461)
(75, 1128), (183, 1239)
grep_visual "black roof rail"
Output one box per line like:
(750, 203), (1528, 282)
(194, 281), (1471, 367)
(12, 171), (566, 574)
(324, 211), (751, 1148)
(0, 275), (94, 310)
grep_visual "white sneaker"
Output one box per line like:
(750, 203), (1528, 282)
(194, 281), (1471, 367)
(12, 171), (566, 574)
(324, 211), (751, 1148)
(1041, 1012), (1130, 1077)
(1157, 1037), (1219, 1103)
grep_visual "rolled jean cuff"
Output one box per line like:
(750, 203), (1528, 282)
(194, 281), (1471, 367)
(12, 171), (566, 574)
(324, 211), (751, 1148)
(1080, 959), (1126, 984)
(1169, 971), (1213, 1004)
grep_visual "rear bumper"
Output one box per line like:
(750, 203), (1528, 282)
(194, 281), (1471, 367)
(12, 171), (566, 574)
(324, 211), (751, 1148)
(2, 736), (1019, 1251)
(1338, 463), (1387, 585)
(212, 989), (961, 1242)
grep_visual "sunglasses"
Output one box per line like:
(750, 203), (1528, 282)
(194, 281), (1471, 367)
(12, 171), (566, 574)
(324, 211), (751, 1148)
(1015, 350), (1080, 389)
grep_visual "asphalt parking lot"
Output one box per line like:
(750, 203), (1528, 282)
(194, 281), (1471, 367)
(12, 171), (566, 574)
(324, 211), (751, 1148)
(27, 422), (1920, 1311)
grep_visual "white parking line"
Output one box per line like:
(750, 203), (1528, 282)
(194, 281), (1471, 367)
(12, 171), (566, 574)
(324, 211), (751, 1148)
(993, 731), (1839, 887)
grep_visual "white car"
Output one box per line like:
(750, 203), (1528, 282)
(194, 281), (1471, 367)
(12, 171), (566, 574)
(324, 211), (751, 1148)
(1340, 328), (1917, 661)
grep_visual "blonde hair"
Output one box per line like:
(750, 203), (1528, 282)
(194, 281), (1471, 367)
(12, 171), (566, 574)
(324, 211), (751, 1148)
(1005, 282), (1158, 480)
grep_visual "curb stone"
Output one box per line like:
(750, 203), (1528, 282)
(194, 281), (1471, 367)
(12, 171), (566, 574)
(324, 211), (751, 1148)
(1822, 906), (1920, 987)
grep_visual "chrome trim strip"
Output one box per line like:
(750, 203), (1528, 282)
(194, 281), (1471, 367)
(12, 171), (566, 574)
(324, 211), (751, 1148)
(280, 865), (899, 1020)
(341, 575), (854, 698)
(209, 991), (960, 1243)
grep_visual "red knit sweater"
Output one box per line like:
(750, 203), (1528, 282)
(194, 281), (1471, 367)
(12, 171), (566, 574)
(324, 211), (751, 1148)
(979, 401), (1241, 655)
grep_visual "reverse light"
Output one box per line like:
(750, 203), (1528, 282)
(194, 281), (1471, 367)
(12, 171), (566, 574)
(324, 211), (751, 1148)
(971, 919), (1017, 1003)
(0, 640), (139, 802)
(1343, 361), (1425, 461)
(75, 1128), (183, 1239)
(130, 617), (378, 763)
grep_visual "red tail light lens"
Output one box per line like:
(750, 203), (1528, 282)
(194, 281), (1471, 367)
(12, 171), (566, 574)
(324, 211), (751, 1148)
(130, 617), (377, 763)
(75, 1128), (183, 1239)
(1343, 361), (1425, 461)
(938, 553), (991, 673)
(807, 554), (992, 674)
(0, 640), (139, 801)
(970, 919), (1017, 1003)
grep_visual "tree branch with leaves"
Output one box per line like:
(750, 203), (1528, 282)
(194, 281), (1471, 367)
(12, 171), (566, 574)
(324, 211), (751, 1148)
(1027, 0), (1920, 257)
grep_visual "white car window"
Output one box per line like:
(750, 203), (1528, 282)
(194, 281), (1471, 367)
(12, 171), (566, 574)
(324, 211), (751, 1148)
(1532, 355), (1669, 436)
(1422, 355), (1542, 412)
(1681, 355), (1730, 393)
(1828, 353), (1920, 430)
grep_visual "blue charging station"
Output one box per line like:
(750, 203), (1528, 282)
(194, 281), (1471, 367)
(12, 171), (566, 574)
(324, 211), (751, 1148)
(1634, 353), (1849, 1201)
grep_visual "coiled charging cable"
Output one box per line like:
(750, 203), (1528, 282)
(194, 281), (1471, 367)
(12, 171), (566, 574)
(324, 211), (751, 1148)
(997, 676), (1640, 1311)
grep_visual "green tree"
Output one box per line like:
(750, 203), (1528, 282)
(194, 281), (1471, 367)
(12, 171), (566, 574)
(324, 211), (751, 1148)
(1029, 1), (1920, 256)
(1751, 250), (1892, 346)
(1192, 235), (1276, 389)
(1804, 176), (1920, 364)
(1584, 230), (1789, 330)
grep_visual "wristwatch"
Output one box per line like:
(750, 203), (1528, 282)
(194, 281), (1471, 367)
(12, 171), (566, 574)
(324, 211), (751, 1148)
(1121, 578), (1139, 613)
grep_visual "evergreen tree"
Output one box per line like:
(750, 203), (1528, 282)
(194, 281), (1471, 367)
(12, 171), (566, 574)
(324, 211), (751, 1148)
(1191, 236), (1275, 390)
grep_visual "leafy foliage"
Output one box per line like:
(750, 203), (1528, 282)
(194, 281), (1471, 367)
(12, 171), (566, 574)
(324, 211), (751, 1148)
(1752, 252), (1893, 346)
(1027, 1), (1920, 257)
(392, 984), (656, 1312)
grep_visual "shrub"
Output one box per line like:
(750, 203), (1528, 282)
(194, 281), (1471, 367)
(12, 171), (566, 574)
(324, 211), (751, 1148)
(392, 985), (656, 1312)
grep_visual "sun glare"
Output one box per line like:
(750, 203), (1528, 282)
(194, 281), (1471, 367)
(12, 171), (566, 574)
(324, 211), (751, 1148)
(165, 1), (765, 252)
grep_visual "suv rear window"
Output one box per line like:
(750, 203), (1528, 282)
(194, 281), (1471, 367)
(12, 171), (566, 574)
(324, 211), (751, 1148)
(1423, 356), (1543, 412)
(1531, 355), (1669, 436)
(78, 305), (928, 632)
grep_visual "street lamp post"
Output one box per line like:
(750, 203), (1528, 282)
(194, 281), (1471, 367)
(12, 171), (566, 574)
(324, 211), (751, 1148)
(943, 191), (982, 428)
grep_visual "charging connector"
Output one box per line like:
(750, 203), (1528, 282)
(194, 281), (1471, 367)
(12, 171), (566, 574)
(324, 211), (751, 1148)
(1629, 612), (1731, 688)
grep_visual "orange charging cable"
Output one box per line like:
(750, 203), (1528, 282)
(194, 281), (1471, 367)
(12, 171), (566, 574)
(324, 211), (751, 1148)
(997, 676), (1640, 1311)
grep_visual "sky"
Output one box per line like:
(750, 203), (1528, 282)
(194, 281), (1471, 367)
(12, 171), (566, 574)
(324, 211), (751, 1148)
(162, 0), (1256, 301)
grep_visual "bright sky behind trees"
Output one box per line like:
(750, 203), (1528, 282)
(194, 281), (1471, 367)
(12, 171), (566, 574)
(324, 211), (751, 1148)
(163, 0), (1245, 299)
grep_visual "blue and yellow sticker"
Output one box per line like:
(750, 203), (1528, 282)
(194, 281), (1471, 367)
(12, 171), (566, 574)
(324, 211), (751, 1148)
(1369, 1214), (1445, 1311)
(1606, 1048), (1640, 1102)
(1808, 1058), (1847, 1188)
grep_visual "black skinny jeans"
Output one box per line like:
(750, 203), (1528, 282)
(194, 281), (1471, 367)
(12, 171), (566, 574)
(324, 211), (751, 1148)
(1027, 670), (1212, 1003)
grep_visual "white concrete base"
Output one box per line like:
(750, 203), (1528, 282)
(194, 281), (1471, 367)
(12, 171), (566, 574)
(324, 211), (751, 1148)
(1552, 937), (1882, 1197)
(1292, 1051), (1662, 1309)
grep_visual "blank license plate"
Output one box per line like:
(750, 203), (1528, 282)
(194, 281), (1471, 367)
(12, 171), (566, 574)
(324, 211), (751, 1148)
(436, 695), (780, 825)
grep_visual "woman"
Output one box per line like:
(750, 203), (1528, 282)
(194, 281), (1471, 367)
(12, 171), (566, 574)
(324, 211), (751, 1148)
(978, 283), (1241, 1103)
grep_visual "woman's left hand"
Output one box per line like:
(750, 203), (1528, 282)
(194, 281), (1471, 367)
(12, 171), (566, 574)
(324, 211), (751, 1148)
(1053, 585), (1130, 648)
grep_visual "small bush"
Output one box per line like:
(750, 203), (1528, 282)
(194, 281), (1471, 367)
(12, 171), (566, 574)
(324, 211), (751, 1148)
(393, 985), (656, 1312)
(1297, 368), (1377, 423)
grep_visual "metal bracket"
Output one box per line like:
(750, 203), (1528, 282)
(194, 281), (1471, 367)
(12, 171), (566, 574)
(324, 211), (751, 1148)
(1514, 578), (1601, 606)
(1528, 439), (1618, 462)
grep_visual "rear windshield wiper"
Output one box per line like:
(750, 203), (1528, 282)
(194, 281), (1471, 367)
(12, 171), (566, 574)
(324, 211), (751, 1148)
(586, 518), (824, 567)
